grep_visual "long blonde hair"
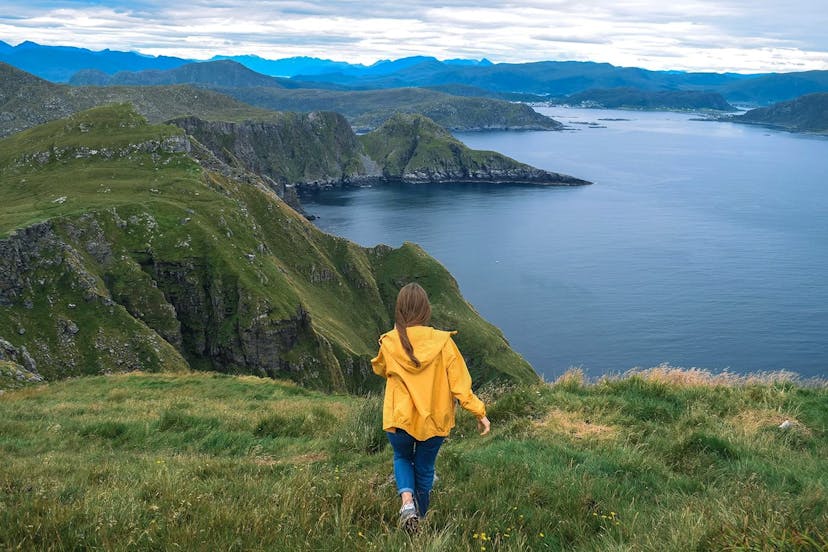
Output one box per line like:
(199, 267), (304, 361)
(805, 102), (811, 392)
(395, 283), (432, 366)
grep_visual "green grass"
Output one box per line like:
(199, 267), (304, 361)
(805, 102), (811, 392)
(1, 370), (825, 551)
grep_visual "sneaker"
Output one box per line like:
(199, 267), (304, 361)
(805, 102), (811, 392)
(399, 502), (419, 533)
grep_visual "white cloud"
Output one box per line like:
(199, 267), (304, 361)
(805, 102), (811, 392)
(0, 0), (826, 72)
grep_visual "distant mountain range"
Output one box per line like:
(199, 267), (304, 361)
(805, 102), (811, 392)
(3, 41), (828, 106)
(209, 54), (492, 78)
(0, 40), (188, 82)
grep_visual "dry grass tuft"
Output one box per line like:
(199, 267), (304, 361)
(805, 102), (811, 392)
(534, 408), (617, 441)
(729, 409), (811, 437)
(554, 368), (586, 388)
(601, 363), (825, 388)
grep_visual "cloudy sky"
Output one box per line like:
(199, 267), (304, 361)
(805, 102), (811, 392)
(1, 1), (826, 73)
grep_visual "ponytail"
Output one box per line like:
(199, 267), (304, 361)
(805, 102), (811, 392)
(394, 283), (432, 367)
(395, 322), (420, 367)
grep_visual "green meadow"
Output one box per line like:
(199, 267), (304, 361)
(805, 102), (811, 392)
(1, 368), (825, 551)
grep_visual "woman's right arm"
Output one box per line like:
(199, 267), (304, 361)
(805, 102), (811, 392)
(445, 338), (487, 421)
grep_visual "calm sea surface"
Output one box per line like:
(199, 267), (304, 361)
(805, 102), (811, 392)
(304, 107), (828, 379)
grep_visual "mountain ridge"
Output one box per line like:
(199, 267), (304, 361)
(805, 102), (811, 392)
(5, 41), (828, 105)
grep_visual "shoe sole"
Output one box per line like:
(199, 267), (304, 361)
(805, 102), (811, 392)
(403, 515), (419, 534)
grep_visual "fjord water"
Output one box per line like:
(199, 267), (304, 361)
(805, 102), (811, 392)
(305, 107), (828, 379)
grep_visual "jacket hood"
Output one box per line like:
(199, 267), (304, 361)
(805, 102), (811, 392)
(380, 326), (455, 372)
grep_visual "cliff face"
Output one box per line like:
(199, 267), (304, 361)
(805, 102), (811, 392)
(170, 112), (372, 198)
(0, 105), (538, 391)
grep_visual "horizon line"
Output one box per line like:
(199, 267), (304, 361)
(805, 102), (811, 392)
(0, 39), (797, 76)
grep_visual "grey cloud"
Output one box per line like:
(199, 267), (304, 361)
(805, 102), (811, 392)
(1, 0), (826, 71)
(532, 34), (611, 45)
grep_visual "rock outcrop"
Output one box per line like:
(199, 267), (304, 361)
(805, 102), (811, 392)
(359, 113), (591, 186)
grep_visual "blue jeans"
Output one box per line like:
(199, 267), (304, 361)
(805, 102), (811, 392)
(386, 429), (445, 516)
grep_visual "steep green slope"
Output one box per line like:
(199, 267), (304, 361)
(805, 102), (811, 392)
(1, 370), (825, 549)
(170, 112), (367, 189)
(0, 105), (536, 390)
(729, 93), (828, 134)
(359, 114), (591, 185)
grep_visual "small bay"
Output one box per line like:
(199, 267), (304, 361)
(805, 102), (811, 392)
(305, 107), (828, 379)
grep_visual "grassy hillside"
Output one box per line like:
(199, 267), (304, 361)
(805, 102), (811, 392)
(360, 113), (519, 177)
(563, 88), (735, 111)
(209, 85), (562, 132)
(0, 105), (536, 389)
(0, 63), (289, 138)
(1, 369), (825, 550)
(729, 93), (828, 134)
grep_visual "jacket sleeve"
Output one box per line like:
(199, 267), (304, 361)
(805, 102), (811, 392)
(371, 339), (387, 378)
(445, 337), (486, 419)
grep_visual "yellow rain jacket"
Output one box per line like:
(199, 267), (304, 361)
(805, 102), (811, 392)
(371, 326), (486, 441)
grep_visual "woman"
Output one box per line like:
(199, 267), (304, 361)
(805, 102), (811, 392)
(371, 282), (491, 532)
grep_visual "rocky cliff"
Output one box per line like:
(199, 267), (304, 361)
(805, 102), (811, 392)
(170, 112), (370, 201)
(0, 105), (538, 390)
